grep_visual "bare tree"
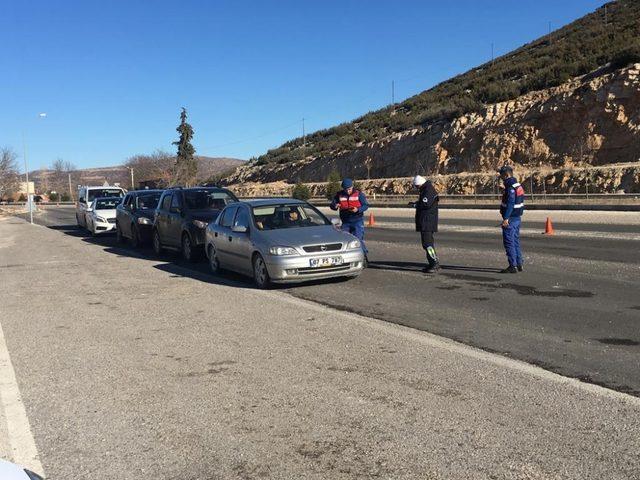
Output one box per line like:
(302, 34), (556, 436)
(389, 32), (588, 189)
(125, 150), (175, 188)
(0, 147), (20, 199)
(49, 158), (76, 195)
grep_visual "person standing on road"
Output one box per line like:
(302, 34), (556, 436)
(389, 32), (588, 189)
(330, 178), (370, 264)
(498, 165), (525, 273)
(410, 175), (440, 273)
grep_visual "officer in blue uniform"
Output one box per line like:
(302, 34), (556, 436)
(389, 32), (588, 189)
(498, 165), (525, 273)
(330, 178), (370, 263)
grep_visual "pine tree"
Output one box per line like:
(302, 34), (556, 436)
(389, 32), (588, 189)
(325, 170), (341, 200)
(173, 108), (197, 186)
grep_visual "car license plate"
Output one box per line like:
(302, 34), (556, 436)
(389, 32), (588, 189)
(309, 256), (343, 268)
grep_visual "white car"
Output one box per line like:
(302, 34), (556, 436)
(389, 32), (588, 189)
(85, 197), (121, 235)
(0, 459), (44, 479)
(76, 185), (125, 229)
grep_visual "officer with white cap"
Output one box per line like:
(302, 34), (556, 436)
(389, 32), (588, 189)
(409, 175), (440, 273)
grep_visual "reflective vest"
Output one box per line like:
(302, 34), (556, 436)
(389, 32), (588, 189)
(338, 190), (362, 210)
(500, 181), (525, 217)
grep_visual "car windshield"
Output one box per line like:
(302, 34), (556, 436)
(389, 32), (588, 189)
(252, 204), (330, 230)
(88, 189), (124, 201)
(95, 198), (121, 209)
(184, 189), (235, 210)
(136, 192), (161, 209)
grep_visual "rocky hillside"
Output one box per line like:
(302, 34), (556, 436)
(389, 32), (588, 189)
(226, 64), (640, 193)
(224, 1), (640, 194)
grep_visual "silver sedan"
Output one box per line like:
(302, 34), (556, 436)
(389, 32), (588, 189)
(205, 199), (365, 288)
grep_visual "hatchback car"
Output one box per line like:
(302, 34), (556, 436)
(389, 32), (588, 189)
(85, 196), (121, 235)
(116, 189), (164, 247)
(76, 185), (125, 229)
(152, 187), (239, 261)
(205, 199), (365, 288)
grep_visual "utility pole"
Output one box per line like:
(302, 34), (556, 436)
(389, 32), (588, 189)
(391, 80), (395, 105)
(22, 135), (33, 224)
(68, 173), (73, 202)
(302, 118), (306, 147)
(128, 167), (135, 190)
(491, 43), (494, 65)
(548, 21), (552, 45)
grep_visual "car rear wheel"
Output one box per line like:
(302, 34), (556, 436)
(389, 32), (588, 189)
(130, 224), (140, 248)
(208, 244), (221, 274)
(152, 230), (164, 256)
(252, 254), (272, 289)
(182, 234), (200, 262)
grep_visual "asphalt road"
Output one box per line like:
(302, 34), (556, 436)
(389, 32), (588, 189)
(21, 206), (640, 396)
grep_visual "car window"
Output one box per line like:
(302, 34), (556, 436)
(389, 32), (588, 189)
(88, 189), (124, 201)
(137, 192), (161, 209)
(95, 197), (121, 209)
(160, 193), (172, 211)
(219, 206), (238, 227)
(183, 189), (236, 210)
(252, 204), (330, 230)
(123, 194), (132, 208)
(170, 192), (182, 210)
(233, 207), (249, 228)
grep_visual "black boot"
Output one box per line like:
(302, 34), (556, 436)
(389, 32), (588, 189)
(423, 262), (440, 274)
(517, 264), (523, 272)
(501, 265), (518, 274)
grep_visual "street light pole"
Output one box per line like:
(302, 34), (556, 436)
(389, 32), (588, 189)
(22, 134), (33, 224)
(128, 167), (135, 190)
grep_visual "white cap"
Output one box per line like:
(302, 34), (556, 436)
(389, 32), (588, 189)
(412, 175), (427, 187)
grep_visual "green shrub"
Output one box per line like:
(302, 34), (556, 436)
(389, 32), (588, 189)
(291, 183), (311, 201)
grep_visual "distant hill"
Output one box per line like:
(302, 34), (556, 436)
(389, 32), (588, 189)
(30, 156), (244, 193)
(228, 0), (640, 186)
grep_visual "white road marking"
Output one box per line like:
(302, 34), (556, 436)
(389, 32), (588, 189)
(0, 320), (45, 476)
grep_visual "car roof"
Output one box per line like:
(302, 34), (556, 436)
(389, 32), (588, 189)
(241, 198), (306, 207)
(130, 189), (164, 195)
(86, 186), (125, 190)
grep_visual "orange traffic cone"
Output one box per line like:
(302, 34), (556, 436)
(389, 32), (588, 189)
(368, 212), (376, 227)
(543, 217), (555, 235)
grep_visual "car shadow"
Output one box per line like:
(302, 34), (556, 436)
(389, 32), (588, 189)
(46, 223), (259, 290)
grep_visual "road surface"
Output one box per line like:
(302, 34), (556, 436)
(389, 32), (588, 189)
(20, 206), (640, 396)
(2, 212), (640, 479)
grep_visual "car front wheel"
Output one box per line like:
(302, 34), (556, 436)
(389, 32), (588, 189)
(253, 254), (272, 289)
(152, 230), (164, 256)
(116, 223), (125, 243)
(208, 244), (221, 274)
(130, 225), (140, 248)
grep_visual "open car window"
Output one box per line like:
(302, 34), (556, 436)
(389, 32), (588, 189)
(252, 204), (330, 230)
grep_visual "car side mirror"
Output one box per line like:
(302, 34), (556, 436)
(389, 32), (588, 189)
(231, 225), (248, 233)
(331, 218), (341, 227)
(86, 207), (93, 212)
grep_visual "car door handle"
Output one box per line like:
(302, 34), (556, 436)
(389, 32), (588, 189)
(229, 236), (233, 242)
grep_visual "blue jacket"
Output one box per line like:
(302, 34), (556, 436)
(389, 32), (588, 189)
(330, 189), (369, 223)
(500, 177), (525, 219)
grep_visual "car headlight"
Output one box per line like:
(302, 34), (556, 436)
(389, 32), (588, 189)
(269, 246), (297, 256)
(192, 220), (208, 229)
(96, 216), (107, 223)
(138, 217), (153, 225)
(348, 239), (361, 249)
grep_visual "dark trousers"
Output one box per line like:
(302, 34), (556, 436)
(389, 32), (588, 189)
(420, 231), (438, 266)
(502, 216), (523, 266)
(341, 220), (368, 254)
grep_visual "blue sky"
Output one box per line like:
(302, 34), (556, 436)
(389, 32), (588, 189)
(1, 0), (605, 171)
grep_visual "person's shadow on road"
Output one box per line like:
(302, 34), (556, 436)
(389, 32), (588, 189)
(368, 261), (503, 274)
